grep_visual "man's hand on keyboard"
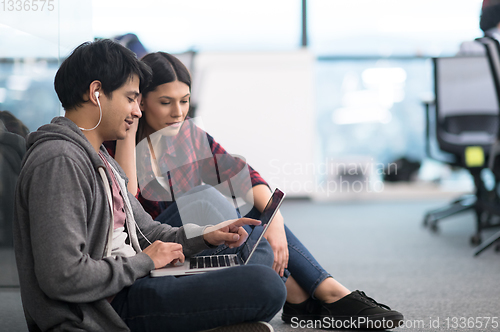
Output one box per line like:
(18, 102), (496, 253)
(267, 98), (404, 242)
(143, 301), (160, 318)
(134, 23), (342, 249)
(203, 218), (261, 248)
(143, 241), (185, 269)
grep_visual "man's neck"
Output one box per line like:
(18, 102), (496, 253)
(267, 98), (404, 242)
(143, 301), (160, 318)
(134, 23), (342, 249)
(64, 111), (103, 153)
(82, 131), (104, 153)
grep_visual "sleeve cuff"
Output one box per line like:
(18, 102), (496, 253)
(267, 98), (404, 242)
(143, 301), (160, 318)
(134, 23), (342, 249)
(182, 224), (213, 255)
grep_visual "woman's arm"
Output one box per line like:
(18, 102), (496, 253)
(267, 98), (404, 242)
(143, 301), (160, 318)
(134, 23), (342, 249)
(114, 118), (139, 195)
(206, 133), (289, 276)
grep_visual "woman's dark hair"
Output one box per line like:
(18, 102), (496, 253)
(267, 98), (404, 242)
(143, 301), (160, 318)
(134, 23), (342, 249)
(54, 39), (152, 110)
(137, 52), (192, 141)
(140, 52), (191, 96)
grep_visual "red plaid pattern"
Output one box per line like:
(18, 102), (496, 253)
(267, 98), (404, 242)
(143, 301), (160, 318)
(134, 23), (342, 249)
(105, 122), (268, 220)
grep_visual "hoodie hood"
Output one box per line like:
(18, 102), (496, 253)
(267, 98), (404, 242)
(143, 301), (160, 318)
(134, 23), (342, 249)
(25, 116), (105, 171)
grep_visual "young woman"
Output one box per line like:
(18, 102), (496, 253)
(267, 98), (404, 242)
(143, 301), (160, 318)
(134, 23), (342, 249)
(109, 52), (404, 329)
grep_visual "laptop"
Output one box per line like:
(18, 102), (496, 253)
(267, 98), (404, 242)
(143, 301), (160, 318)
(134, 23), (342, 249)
(150, 188), (286, 277)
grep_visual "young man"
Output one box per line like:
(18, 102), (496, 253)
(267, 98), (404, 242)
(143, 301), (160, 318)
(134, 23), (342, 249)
(13, 39), (286, 332)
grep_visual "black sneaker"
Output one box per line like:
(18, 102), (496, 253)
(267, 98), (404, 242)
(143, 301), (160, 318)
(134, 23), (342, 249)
(318, 290), (404, 330)
(281, 297), (322, 323)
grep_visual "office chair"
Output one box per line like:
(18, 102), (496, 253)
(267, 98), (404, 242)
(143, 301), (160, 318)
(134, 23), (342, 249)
(472, 36), (500, 255)
(423, 54), (500, 245)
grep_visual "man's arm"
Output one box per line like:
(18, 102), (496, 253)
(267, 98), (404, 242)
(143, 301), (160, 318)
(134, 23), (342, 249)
(24, 154), (154, 303)
(127, 190), (212, 257)
(128, 190), (262, 258)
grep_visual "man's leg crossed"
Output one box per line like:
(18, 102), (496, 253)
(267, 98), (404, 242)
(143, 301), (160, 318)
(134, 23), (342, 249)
(111, 264), (286, 332)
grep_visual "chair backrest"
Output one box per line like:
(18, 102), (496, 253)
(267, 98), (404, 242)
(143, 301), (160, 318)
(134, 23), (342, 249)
(433, 55), (499, 152)
(476, 36), (500, 101)
(434, 56), (498, 120)
(476, 36), (500, 172)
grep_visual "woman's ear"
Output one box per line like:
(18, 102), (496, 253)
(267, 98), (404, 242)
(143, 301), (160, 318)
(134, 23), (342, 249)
(138, 94), (144, 111)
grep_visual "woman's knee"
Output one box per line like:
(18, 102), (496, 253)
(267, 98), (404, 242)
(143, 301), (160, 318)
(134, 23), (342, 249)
(176, 185), (237, 224)
(247, 238), (274, 268)
(180, 185), (234, 212)
(243, 265), (287, 310)
(182, 185), (222, 201)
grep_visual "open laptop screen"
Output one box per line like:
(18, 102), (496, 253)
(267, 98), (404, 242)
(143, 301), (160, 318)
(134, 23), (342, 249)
(240, 188), (286, 264)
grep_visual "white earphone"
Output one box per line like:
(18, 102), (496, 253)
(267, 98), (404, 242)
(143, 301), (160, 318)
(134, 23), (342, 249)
(79, 91), (102, 131)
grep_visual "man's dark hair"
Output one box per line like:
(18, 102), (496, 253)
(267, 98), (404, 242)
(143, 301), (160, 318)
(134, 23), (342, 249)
(54, 39), (151, 110)
(480, 0), (500, 32)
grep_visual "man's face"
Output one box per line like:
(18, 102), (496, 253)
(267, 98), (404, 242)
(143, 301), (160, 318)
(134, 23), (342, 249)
(98, 74), (141, 141)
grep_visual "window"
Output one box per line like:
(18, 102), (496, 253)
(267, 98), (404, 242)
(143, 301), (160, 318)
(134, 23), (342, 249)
(309, 0), (483, 56)
(93, 0), (302, 52)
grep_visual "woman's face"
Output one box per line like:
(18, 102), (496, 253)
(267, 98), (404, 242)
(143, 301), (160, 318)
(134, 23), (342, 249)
(141, 80), (190, 135)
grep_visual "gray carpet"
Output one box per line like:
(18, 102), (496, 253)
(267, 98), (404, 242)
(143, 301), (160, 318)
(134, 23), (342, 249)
(1, 199), (499, 331)
(268, 199), (500, 331)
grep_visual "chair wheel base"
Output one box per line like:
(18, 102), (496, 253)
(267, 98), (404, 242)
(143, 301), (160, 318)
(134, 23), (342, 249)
(423, 215), (432, 227)
(470, 234), (482, 246)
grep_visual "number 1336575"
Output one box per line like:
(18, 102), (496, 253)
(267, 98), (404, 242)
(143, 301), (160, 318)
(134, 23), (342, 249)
(445, 317), (499, 329)
(2, 0), (55, 11)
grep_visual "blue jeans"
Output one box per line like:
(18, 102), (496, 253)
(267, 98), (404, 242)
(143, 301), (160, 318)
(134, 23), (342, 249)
(244, 206), (332, 299)
(111, 265), (286, 331)
(111, 185), (286, 331)
(157, 185), (332, 299)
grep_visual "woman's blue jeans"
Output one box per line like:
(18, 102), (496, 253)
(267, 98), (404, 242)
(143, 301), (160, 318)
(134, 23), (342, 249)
(156, 185), (332, 299)
(111, 185), (286, 331)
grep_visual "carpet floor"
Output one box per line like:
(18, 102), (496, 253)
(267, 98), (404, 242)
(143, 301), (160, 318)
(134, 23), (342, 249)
(1, 199), (499, 331)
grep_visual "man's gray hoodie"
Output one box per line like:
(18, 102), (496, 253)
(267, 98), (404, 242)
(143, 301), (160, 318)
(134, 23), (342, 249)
(13, 117), (209, 331)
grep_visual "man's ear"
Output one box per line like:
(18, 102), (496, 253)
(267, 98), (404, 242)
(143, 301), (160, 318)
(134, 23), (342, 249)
(88, 80), (102, 107)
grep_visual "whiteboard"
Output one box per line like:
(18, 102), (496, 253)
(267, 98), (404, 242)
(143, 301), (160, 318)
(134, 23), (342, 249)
(194, 50), (316, 197)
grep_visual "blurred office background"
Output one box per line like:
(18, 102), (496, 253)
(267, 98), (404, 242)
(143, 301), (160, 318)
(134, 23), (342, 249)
(0, 0), (484, 201)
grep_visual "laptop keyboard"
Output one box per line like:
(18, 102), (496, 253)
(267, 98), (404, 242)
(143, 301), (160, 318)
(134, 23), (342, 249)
(190, 254), (240, 269)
